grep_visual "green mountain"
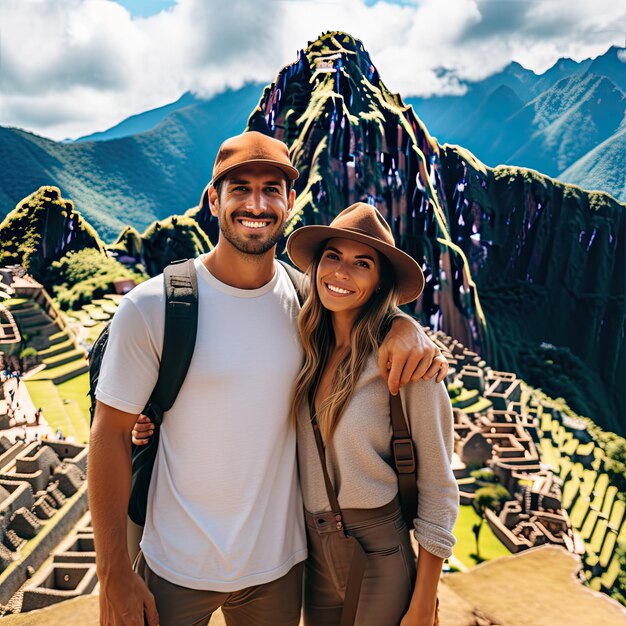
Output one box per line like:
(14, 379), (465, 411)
(560, 125), (626, 200)
(0, 187), (105, 277)
(1, 50), (623, 241)
(504, 74), (625, 175)
(0, 84), (264, 240)
(74, 92), (202, 142)
(406, 46), (626, 201)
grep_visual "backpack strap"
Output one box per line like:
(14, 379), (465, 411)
(146, 258), (199, 424)
(389, 393), (418, 528)
(277, 259), (306, 306)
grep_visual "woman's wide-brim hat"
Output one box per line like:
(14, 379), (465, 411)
(286, 203), (425, 305)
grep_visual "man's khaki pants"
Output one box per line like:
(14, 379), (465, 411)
(134, 552), (303, 626)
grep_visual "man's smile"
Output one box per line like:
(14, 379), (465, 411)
(237, 218), (273, 230)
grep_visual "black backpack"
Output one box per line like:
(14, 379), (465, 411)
(88, 258), (305, 526)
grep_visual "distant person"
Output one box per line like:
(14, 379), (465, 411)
(90, 131), (448, 626)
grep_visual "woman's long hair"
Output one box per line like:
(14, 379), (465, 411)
(291, 244), (401, 441)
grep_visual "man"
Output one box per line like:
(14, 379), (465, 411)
(89, 131), (447, 626)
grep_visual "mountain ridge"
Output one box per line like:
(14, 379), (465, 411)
(1, 33), (623, 439)
(406, 45), (625, 200)
(73, 91), (203, 142)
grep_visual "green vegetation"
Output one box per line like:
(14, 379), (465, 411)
(45, 248), (147, 310)
(610, 541), (626, 605)
(27, 358), (88, 383)
(452, 505), (511, 567)
(450, 388), (478, 406)
(25, 380), (89, 443)
(447, 379), (463, 399)
(17, 346), (40, 371)
(473, 485), (511, 514)
(469, 468), (496, 483)
(469, 484), (511, 562)
(461, 397), (493, 414)
(604, 436), (626, 492)
(108, 225), (143, 258)
(561, 126), (626, 203)
(141, 214), (212, 276)
(0, 83), (264, 239)
(535, 396), (626, 605)
(57, 373), (92, 428)
(0, 186), (105, 279)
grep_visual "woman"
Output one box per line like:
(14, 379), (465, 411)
(133, 203), (459, 625)
(286, 203), (459, 626)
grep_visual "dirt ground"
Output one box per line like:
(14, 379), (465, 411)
(3, 546), (624, 626)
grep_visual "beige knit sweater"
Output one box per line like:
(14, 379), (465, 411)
(296, 353), (459, 559)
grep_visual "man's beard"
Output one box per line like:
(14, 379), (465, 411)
(218, 213), (287, 255)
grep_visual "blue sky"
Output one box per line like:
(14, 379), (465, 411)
(117, 0), (412, 15)
(1, 0), (623, 140)
(116, 0), (176, 18)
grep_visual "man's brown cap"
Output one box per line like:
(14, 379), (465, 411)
(211, 131), (299, 185)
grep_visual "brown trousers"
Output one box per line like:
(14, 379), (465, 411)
(134, 551), (304, 626)
(303, 498), (416, 626)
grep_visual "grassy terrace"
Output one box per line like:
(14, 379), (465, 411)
(38, 338), (75, 358)
(27, 358), (89, 383)
(452, 505), (511, 567)
(57, 373), (92, 425)
(16, 292), (121, 444)
(461, 397), (493, 414)
(537, 409), (625, 598)
(25, 379), (89, 443)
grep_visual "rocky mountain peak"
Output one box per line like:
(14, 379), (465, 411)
(246, 33), (625, 434)
(0, 186), (105, 277)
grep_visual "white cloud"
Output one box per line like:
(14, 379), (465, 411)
(0, 0), (622, 140)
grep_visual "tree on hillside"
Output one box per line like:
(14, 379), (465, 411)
(470, 467), (496, 483)
(0, 187), (105, 280)
(18, 347), (39, 372)
(472, 485), (511, 561)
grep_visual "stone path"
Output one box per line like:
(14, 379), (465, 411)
(1, 376), (54, 442)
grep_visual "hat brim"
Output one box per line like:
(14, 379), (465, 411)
(286, 225), (424, 305)
(212, 159), (299, 185)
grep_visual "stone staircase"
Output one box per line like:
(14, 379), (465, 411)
(5, 300), (88, 384)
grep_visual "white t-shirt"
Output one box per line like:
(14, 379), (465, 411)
(96, 257), (307, 591)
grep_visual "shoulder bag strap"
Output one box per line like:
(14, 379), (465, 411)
(307, 393), (367, 626)
(147, 258), (199, 424)
(308, 394), (345, 530)
(389, 393), (419, 528)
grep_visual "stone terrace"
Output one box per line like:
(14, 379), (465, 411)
(429, 329), (620, 596)
(0, 436), (88, 613)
